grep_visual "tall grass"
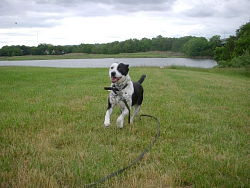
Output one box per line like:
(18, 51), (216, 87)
(0, 66), (249, 187)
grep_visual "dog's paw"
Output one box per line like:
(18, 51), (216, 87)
(104, 121), (110, 127)
(116, 118), (124, 128)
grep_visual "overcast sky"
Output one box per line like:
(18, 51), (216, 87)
(0, 0), (249, 47)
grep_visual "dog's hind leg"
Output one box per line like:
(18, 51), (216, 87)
(131, 105), (141, 124)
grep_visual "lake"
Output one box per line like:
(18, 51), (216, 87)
(0, 58), (217, 68)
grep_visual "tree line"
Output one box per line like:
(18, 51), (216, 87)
(214, 22), (250, 67)
(0, 36), (219, 57)
(0, 22), (249, 67)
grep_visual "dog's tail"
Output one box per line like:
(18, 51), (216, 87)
(138, 74), (146, 84)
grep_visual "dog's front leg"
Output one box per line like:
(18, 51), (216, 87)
(116, 99), (130, 128)
(116, 107), (129, 128)
(104, 107), (113, 127)
(104, 109), (113, 127)
(104, 98), (113, 127)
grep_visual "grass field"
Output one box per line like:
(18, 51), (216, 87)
(0, 51), (186, 61)
(0, 66), (249, 187)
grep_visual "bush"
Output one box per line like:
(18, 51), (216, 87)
(218, 52), (250, 68)
(230, 52), (250, 67)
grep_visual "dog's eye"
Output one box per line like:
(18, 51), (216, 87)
(111, 67), (114, 69)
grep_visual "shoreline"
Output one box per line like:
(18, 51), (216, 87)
(0, 51), (213, 61)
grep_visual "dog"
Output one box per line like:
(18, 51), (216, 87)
(104, 62), (146, 128)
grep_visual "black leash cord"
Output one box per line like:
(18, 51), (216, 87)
(84, 114), (160, 188)
(122, 99), (131, 124)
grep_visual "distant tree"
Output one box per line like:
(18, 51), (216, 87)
(0, 46), (11, 56)
(107, 41), (121, 54)
(63, 45), (73, 54)
(0, 46), (23, 56)
(2, 24), (248, 60)
(215, 36), (236, 61)
(54, 45), (66, 55)
(214, 46), (230, 61)
(183, 37), (209, 56)
(122, 39), (138, 53)
(36, 44), (53, 55)
(164, 38), (175, 51)
(209, 35), (221, 48)
(208, 35), (222, 56)
(171, 36), (194, 52)
(91, 44), (104, 54)
(139, 38), (151, 52)
(214, 22), (250, 67)
(234, 22), (250, 56)
(31, 46), (40, 55)
(151, 35), (163, 51)
(20, 45), (31, 55)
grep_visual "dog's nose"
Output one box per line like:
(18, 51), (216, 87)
(111, 72), (116, 77)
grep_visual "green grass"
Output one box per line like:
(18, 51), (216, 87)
(0, 51), (186, 61)
(0, 66), (249, 187)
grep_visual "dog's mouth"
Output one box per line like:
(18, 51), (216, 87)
(111, 76), (121, 83)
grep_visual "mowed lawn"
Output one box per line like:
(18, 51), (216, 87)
(0, 66), (249, 187)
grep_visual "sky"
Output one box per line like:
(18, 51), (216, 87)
(0, 0), (249, 47)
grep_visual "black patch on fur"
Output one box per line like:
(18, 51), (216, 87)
(117, 63), (129, 76)
(132, 75), (146, 106)
(138, 75), (146, 84)
(132, 82), (144, 106)
(107, 98), (111, 109)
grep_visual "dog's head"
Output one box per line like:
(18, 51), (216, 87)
(109, 63), (129, 83)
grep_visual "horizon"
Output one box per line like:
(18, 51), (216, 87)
(0, 33), (237, 48)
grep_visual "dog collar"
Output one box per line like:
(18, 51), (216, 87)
(113, 83), (128, 91)
(104, 83), (128, 94)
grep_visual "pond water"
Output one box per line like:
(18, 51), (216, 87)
(0, 58), (217, 68)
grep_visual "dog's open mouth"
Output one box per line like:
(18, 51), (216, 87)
(111, 76), (121, 83)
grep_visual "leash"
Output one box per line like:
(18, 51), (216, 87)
(122, 99), (131, 124)
(84, 114), (160, 188)
(84, 87), (160, 187)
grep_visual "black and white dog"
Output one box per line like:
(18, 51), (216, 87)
(104, 62), (146, 128)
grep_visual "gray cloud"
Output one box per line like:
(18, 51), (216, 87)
(36, 0), (176, 15)
(0, 0), (65, 28)
(183, 6), (216, 18)
(0, 0), (176, 28)
(182, 0), (250, 19)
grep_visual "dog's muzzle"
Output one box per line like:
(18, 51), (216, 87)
(111, 72), (121, 83)
(111, 77), (121, 83)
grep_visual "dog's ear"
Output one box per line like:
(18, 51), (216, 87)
(125, 64), (129, 71)
(124, 65), (129, 76)
(123, 64), (129, 75)
(118, 63), (129, 76)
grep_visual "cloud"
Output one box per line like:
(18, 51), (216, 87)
(0, 0), (249, 47)
(0, 0), (64, 28)
(183, 5), (216, 18)
(0, 0), (177, 29)
(181, 0), (250, 18)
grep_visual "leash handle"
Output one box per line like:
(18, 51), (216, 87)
(104, 87), (119, 91)
(104, 86), (119, 94)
